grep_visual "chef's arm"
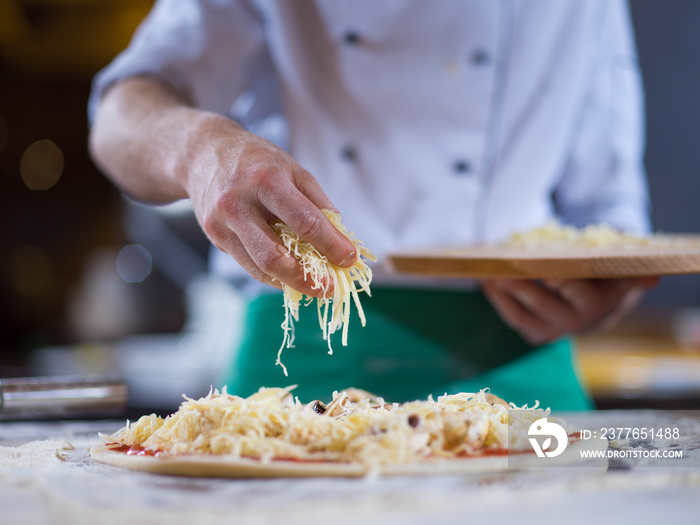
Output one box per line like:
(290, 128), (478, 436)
(90, 76), (193, 203)
(89, 76), (356, 296)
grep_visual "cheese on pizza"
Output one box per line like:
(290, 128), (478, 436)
(272, 210), (376, 375)
(98, 387), (552, 468)
(505, 221), (650, 248)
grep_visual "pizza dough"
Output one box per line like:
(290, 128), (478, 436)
(90, 387), (608, 478)
(91, 435), (606, 478)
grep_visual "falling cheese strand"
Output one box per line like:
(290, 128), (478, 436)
(271, 210), (377, 375)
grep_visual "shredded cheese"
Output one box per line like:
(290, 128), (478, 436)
(272, 210), (377, 375)
(100, 386), (552, 467)
(504, 221), (651, 249)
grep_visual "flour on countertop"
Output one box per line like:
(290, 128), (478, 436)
(0, 439), (74, 469)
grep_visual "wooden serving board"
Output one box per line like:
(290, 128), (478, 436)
(388, 235), (700, 279)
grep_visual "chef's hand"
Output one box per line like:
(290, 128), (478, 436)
(90, 76), (356, 298)
(184, 122), (357, 297)
(480, 277), (659, 345)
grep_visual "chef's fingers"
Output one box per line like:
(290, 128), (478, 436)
(543, 279), (613, 319)
(216, 212), (332, 298)
(484, 276), (660, 344)
(595, 285), (647, 332)
(545, 277), (659, 331)
(589, 278), (658, 331)
(637, 276), (661, 289)
(545, 277), (656, 318)
(490, 279), (580, 334)
(293, 168), (359, 267)
(259, 168), (357, 268)
(292, 167), (337, 213)
(203, 219), (283, 291)
(227, 243), (283, 291)
(481, 280), (565, 345)
(247, 216), (336, 298)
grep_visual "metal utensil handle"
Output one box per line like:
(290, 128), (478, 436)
(0, 376), (128, 420)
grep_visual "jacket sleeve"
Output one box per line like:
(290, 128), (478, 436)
(553, 0), (650, 235)
(88, 0), (266, 122)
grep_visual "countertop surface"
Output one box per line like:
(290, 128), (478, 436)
(1, 410), (699, 525)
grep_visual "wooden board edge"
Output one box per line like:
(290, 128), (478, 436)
(387, 253), (700, 279)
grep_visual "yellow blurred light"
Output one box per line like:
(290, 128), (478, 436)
(9, 245), (52, 296)
(617, 356), (653, 391)
(20, 139), (64, 190)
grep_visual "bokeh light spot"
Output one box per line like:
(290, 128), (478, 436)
(20, 139), (64, 190)
(116, 244), (153, 283)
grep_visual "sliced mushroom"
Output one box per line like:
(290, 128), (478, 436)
(324, 391), (349, 417)
(442, 412), (490, 451)
(485, 393), (509, 409)
(305, 400), (327, 415)
(441, 413), (468, 450)
(340, 387), (382, 404)
(464, 413), (490, 449)
(407, 432), (430, 452)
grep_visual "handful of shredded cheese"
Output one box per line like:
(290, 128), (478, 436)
(100, 386), (551, 467)
(272, 210), (377, 375)
(505, 221), (650, 249)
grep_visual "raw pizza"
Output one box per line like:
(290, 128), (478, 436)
(91, 386), (594, 478)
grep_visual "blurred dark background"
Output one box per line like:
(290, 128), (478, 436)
(1, 0), (699, 409)
(1, 0), (156, 365)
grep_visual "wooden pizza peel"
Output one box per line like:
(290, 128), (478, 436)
(387, 235), (700, 280)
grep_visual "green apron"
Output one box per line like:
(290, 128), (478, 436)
(224, 287), (593, 411)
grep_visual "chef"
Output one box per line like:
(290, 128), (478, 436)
(88, 0), (656, 409)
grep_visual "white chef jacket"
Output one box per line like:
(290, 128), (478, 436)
(89, 0), (650, 292)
